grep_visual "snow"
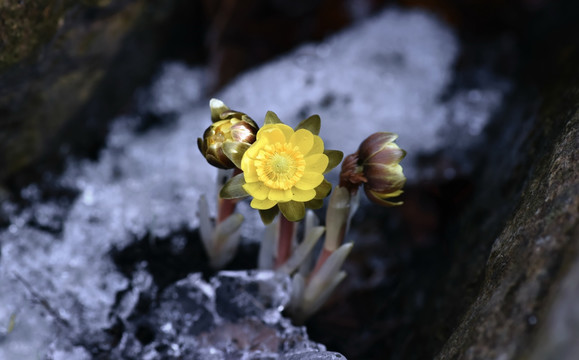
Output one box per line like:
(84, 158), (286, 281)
(219, 10), (457, 157)
(218, 9), (508, 179)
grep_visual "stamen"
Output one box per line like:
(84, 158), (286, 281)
(256, 143), (305, 190)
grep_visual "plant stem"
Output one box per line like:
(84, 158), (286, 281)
(275, 215), (295, 268)
(217, 198), (236, 224)
(311, 186), (352, 276)
(310, 247), (332, 276)
(216, 168), (242, 224)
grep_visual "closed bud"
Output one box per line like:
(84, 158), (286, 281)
(198, 99), (258, 169)
(340, 132), (406, 206)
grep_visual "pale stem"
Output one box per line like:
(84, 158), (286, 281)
(311, 186), (352, 276)
(275, 215), (295, 268)
(311, 247), (333, 277)
(216, 168), (241, 224)
(217, 198), (237, 224)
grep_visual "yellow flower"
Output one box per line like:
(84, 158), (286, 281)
(220, 111), (343, 223)
(241, 123), (328, 210)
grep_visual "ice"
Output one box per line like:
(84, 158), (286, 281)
(0, 273), (52, 360)
(0, 7), (509, 359)
(111, 271), (333, 359)
(212, 271), (292, 324)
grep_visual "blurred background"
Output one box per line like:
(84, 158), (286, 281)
(2, 0), (577, 186)
(1, 0), (578, 359)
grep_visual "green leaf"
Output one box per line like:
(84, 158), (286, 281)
(323, 150), (344, 173)
(259, 206), (279, 225)
(223, 142), (250, 169)
(264, 111), (282, 125)
(219, 173), (249, 199)
(313, 179), (333, 200)
(296, 115), (321, 135)
(279, 201), (306, 222)
(305, 199), (324, 210)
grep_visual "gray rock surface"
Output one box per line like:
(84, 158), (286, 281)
(434, 45), (579, 360)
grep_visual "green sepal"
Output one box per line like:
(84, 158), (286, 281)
(305, 199), (324, 210)
(279, 201), (306, 222)
(296, 115), (321, 135)
(265, 111), (282, 125)
(197, 137), (204, 153)
(323, 150), (344, 173)
(314, 179), (332, 199)
(241, 115), (259, 130)
(219, 110), (241, 120)
(210, 98), (230, 122)
(223, 142), (250, 169)
(259, 206), (279, 225)
(219, 173), (249, 199)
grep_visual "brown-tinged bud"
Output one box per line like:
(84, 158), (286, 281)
(197, 99), (259, 169)
(340, 132), (406, 206)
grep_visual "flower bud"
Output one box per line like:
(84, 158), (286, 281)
(340, 132), (406, 206)
(198, 99), (258, 169)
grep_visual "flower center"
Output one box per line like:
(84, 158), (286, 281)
(255, 143), (306, 190)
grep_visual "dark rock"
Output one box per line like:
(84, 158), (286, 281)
(303, 4), (579, 358)
(433, 41), (579, 360)
(0, 0), (203, 187)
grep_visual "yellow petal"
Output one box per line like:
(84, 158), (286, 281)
(295, 172), (324, 190)
(307, 135), (324, 156)
(259, 124), (293, 142)
(276, 123), (294, 141)
(244, 139), (265, 159)
(291, 187), (316, 202)
(261, 127), (287, 145)
(243, 182), (270, 200)
(289, 129), (314, 154)
(242, 158), (259, 182)
(241, 153), (251, 171)
(241, 151), (260, 182)
(256, 125), (271, 140)
(268, 188), (293, 202)
(305, 153), (329, 173)
(251, 198), (278, 210)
